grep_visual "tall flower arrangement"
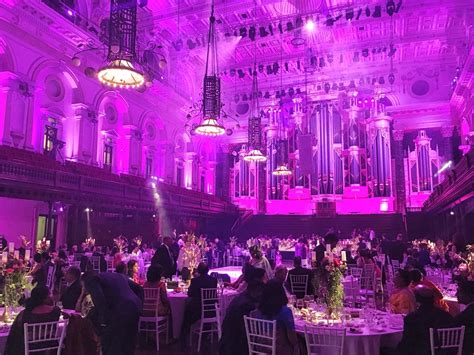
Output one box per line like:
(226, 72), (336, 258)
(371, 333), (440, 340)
(313, 257), (345, 316)
(1, 257), (32, 321)
(36, 238), (50, 253)
(114, 235), (128, 253)
(181, 234), (201, 273)
(84, 236), (96, 249)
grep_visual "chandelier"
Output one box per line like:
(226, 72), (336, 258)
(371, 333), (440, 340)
(97, 0), (144, 89)
(244, 68), (266, 161)
(272, 165), (292, 176)
(193, 1), (227, 137)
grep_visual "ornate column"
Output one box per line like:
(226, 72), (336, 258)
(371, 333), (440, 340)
(441, 125), (454, 163)
(392, 129), (406, 212)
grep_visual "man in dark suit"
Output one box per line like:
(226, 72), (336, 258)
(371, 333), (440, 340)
(60, 266), (82, 310)
(286, 256), (314, 298)
(398, 285), (453, 355)
(453, 279), (474, 355)
(151, 236), (176, 278)
(83, 271), (143, 355)
(180, 262), (217, 344)
(390, 233), (406, 263)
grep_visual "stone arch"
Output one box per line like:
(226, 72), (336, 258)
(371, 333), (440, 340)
(27, 59), (85, 154)
(0, 36), (15, 72)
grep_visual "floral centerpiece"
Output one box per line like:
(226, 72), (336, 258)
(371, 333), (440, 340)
(84, 236), (96, 249)
(196, 235), (208, 258)
(19, 235), (31, 250)
(36, 238), (50, 253)
(312, 257), (345, 317)
(132, 236), (143, 248)
(1, 257), (32, 321)
(180, 234), (201, 274)
(113, 235), (128, 253)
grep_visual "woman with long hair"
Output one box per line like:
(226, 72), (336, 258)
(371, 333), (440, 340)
(4, 286), (60, 355)
(127, 259), (143, 285)
(249, 280), (298, 355)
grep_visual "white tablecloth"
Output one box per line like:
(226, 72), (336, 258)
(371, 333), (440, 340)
(295, 311), (403, 355)
(168, 288), (239, 339)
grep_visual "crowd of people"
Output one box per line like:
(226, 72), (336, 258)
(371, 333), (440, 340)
(0, 229), (472, 355)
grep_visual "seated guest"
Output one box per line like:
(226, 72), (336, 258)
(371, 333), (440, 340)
(82, 271), (144, 355)
(250, 280), (298, 355)
(127, 259), (143, 285)
(409, 269), (449, 312)
(398, 285), (453, 355)
(142, 264), (170, 316)
(286, 257), (314, 299)
(274, 265), (291, 298)
(180, 262), (217, 344)
(4, 286), (61, 355)
(453, 279), (474, 355)
(61, 266), (82, 310)
(389, 269), (416, 314)
(219, 280), (265, 355)
(356, 249), (382, 278)
(115, 261), (128, 275)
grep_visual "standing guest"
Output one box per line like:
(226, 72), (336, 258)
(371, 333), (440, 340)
(294, 239), (308, 267)
(286, 257), (314, 299)
(219, 280), (265, 355)
(249, 245), (273, 280)
(4, 286), (60, 355)
(127, 259), (143, 285)
(180, 262), (217, 344)
(60, 266), (82, 310)
(390, 233), (406, 263)
(389, 269), (416, 314)
(151, 236), (177, 278)
(314, 241), (326, 267)
(418, 243), (431, 268)
(142, 264), (171, 316)
(398, 285), (453, 355)
(250, 280), (298, 355)
(409, 269), (448, 312)
(453, 279), (474, 355)
(82, 271), (143, 355)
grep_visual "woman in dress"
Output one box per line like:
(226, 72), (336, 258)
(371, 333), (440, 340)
(388, 269), (416, 314)
(127, 259), (143, 285)
(142, 264), (171, 316)
(4, 285), (61, 355)
(250, 280), (298, 355)
(249, 245), (273, 280)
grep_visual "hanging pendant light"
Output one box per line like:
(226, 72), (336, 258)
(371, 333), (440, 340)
(97, 0), (144, 89)
(244, 2), (266, 162)
(194, 1), (227, 137)
(272, 165), (292, 176)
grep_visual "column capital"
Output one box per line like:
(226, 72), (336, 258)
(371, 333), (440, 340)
(392, 130), (405, 142)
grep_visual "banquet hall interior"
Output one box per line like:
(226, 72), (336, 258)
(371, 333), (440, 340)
(0, 0), (473, 354)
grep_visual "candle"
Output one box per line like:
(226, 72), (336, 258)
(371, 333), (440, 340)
(326, 244), (331, 253)
(341, 250), (347, 262)
(8, 242), (14, 253)
(25, 250), (31, 262)
(1, 253), (7, 264)
(14, 250), (19, 259)
(367, 242), (371, 250)
(46, 240), (51, 247)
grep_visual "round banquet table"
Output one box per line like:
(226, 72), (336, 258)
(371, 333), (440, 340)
(167, 288), (239, 339)
(294, 310), (403, 355)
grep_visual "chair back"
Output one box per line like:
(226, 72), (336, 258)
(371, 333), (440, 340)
(215, 303), (222, 340)
(243, 316), (276, 355)
(200, 288), (218, 319)
(91, 255), (101, 272)
(289, 274), (308, 297)
(105, 258), (114, 272)
(143, 287), (160, 316)
(304, 325), (346, 355)
(23, 319), (68, 354)
(349, 267), (363, 278)
(362, 264), (375, 278)
(429, 326), (465, 355)
(344, 277), (362, 308)
(46, 265), (56, 291)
